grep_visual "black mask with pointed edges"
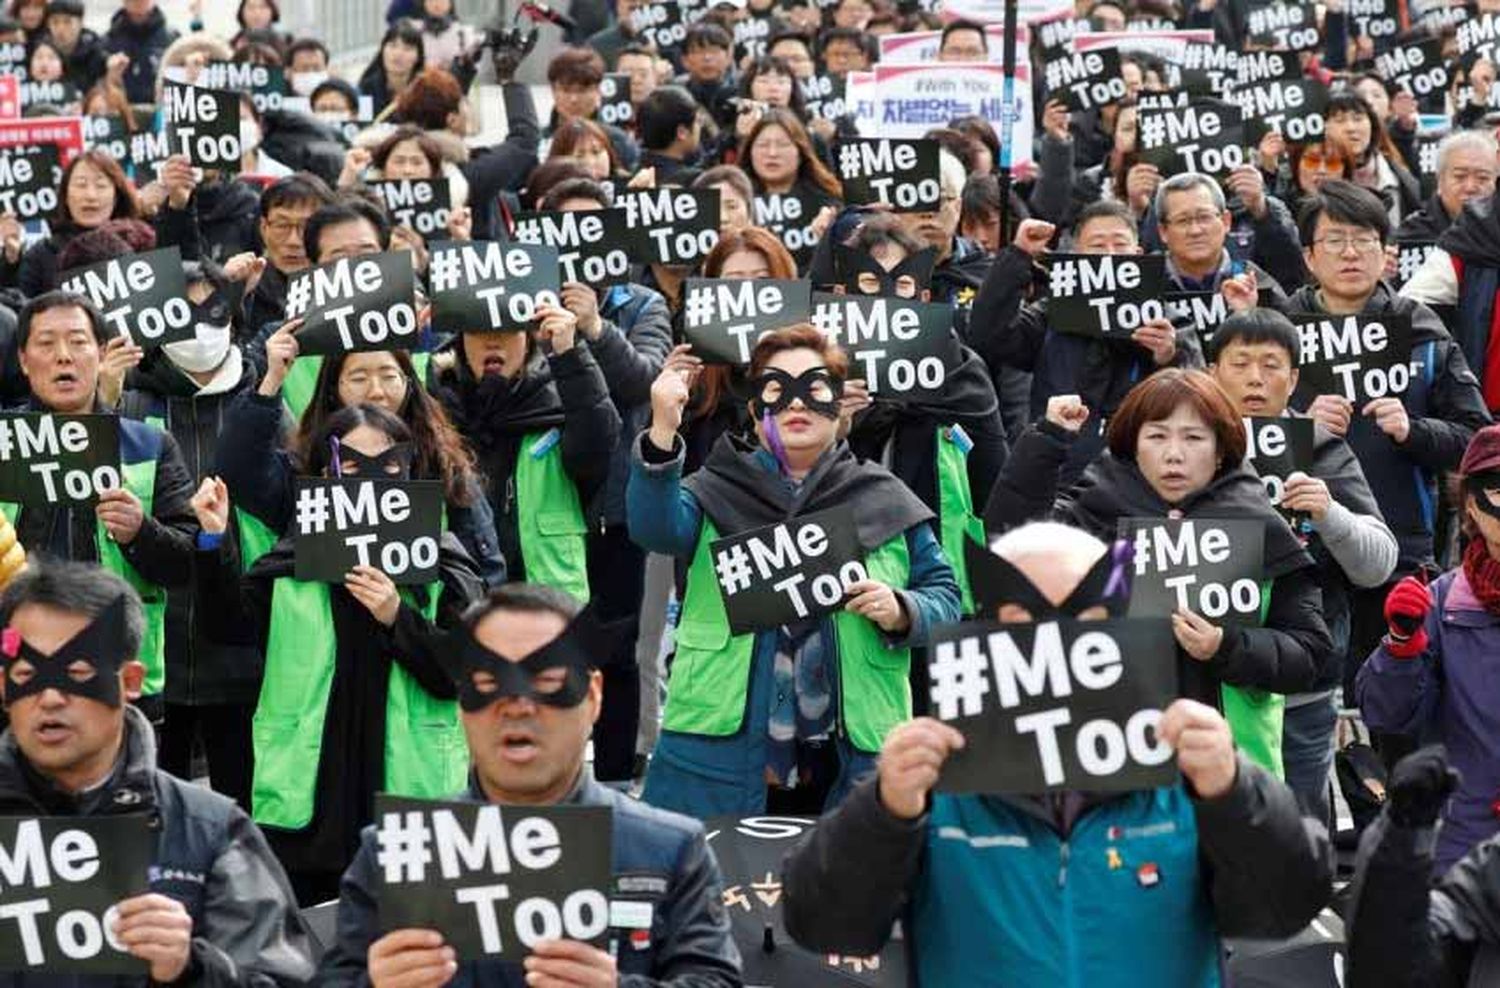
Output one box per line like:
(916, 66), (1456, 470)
(190, 280), (246, 329)
(1, 596), (130, 708)
(965, 539), (1133, 620)
(452, 604), (631, 712)
(1469, 471), (1500, 521)
(749, 367), (844, 420)
(834, 243), (938, 297)
(331, 439), (415, 480)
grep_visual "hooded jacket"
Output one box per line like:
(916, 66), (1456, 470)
(985, 421), (1334, 702)
(0, 704), (315, 986)
(1286, 282), (1492, 569)
(102, 6), (178, 104)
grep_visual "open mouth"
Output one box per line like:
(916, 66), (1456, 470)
(34, 718), (72, 744)
(499, 730), (539, 762)
(1242, 395), (1266, 411)
(51, 372), (79, 389)
(481, 355), (506, 376)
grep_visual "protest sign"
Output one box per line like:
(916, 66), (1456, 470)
(0, 42), (22, 84)
(614, 188), (721, 266)
(1349, 0), (1401, 48)
(834, 138), (941, 212)
(284, 251), (419, 356)
(200, 61), (286, 114)
(430, 240), (562, 335)
(1246, 2), (1320, 51)
(1136, 89), (1191, 111)
(18, 78), (77, 110)
(1374, 39), (1450, 98)
(1178, 43), (1239, 97)
(799, 73), (848, 121)
(282, 93), (377, 143)
(0, 77), (16, 120)
(1394, 242), (1438, 289)
(1121, 517), (1267, 626)
(939, 0), (1072, 21)
(375, 796), (611, 962)
(734, 14), (772, 61)
(369, 179), (452, 238)
(1289, 312), (1414, 405)
(1456, 11), (1500, 64)
(0, 145), (59, 222)
(682, 278), (813, 365)
(0, 815), (151, 975)
(751, 191), (829, 266)
(162, 83), (242, 173)
(1234, 78), (1328, 145)
(0, 413), (121, 508)
(511, 208), (635, 287)
(929, 619), (1180, 793)
(598, 73), (633, 128)
(1237, 50), (1302, 86)
(293, 478), (444, 585)
(1243, 416), (1315, 520)
(811, 293), (956, 398)
(1046, 254), (1167, 338)
(1165, 291), (1230, 350)
(1044, 48), (1126, 113)
(1138, 99), (1247, 178)
(81, 114), (129, 160)
(127, 127), (174, 178)
(855, 62), (1035, 165)
(630, 0), (691, 52)
(1073, 29), (1213, 90)
(59, 248), (192, 351)
(877, 24), (1031, 65)
(711, 508), (867, 635)
(1414, 132), (1441, 199)
(1035, 13), (1089, 58)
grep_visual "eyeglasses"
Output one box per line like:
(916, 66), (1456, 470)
(1163, 211), (1222, 230)
(1300, 147), (1347, 174)
(1314, 233), (1383, 254)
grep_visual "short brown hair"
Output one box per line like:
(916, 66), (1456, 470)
(548, 46), (605, 88)
(748, 323), (849, 381)
(1105, 368), (1246, 466)
(371, 125), (445, 175)
(391, 67), (464, 131)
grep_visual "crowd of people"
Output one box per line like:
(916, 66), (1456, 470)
(2, 0), (1500, 983)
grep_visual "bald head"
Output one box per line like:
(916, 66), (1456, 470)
(989, 522), (1111, 623)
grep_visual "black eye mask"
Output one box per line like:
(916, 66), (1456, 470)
(1, 596), (129, 708)
(1470, 471), (1500, 521)
(331, 439), (415, 480)
(749, 367), (844, 420)
(452, 604), (631, 712)
(834, 243), (939, 297)
(966, 539), (1133, 620)
(190, 280), (246, 329)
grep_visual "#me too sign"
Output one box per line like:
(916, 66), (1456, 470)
(293, 478), (444, 585)
(0, 413), (120, 507)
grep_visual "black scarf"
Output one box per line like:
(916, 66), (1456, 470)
(685, 433), (933, 549)
(1440, 189), (1500, 268)
(432, 353), (564, 456)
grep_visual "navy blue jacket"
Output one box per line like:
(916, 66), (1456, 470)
(590, 283), (674, 527)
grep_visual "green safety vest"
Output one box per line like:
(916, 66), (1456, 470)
(0, 457), (167, 697)
(933, 426), (987, 615)
(251, 577), (468, 830)
(667, 518), (912, 754)
(280, 353), (433, 422)
(1220, 585), (1284, 779)
(514, 429), (590, 603)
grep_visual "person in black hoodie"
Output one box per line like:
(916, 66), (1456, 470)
(984, 368), (1334, 776)
(102, 0), (177, 105)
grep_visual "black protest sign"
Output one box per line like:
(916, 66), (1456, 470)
(614, 188), (721, 266)
(1374, 39), (1450, 99)
(1036, 15), (1089, 57)
(1138, 99), (1247, 178)
(375, 796), (612, 962)
(1457, 12), (1500, 66)
(128, 127), (173, 178)
(18, 78), (77, 109)
(1121, 517), (1267, 627)
(682, 278), (813, 365)
(510, 208), (634, 287)
(1395, 242), (1438, 288)
(199, 61), (287, 113)
(1244, 416), (1315, 520)
(929, 619), (1180, 794)
(429, 240), (562, 334)
(58, 247), (192, 352)
(82, 114), (130, 160)
(1178, 44), (1239, 98)
(0, 145), (59, 221)
(630, 0), (689, 53)
(369, 179), (452, 238)
(1136, 88), (1191, 111)
(811, 293), (956, 398)
(834, 138), (941, 213)
(0, 815), (151, 975)
(1044, 48), (1126, 113)
(161, 83), (241, 173)
(1046, 254), (1167, 339)
(1165, 291), (1230, 351)
(1246, 2), (1320, 51)
(1235, 78), (1328, 145)
(1414, 133), (1441, 199)
(752, 192), (826, 265)
(0, 42), (23, 80)
(1237, 50), (1301, 86)
(799, 74), (847, 122)
(598, 73), (633, 128)
(284, 251), (419, 355)
(734, 13), (772, 62)
(711, 507), (867, 635)
(293, 478), (443, 585)
(1289, 312), (1414, 405)
(0, 414), (121, 507)
(1350, 0), (1400, 48)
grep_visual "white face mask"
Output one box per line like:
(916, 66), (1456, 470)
(239, 119), (261, 154)
(290, 71), (328, 96)
(163, 322), (233, 374)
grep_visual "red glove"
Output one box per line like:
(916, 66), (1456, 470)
(1383, 576), (1434, 658)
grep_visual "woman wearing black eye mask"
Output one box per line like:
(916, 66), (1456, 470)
(628, 324), (961, 819)
(190, 403), (485, 905)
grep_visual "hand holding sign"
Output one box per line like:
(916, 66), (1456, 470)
(111, 894), (192, 983)
(877, 717), (967, 819)
(560, 283), (602, 340)
(1280, 471), (1330, 521)
(1171, 608), (1224, 661)
(533, 302), (578, 355)
(522, 940), (619, 986)
(346, 565), (401, 626)
(96, 488), (145, 545)
(258, 319), (302, 397)
(844, 579), (908, 633)
(159, 155), (195, 211)
(1306, 394), (1353, 437)
(368, 929), (456, 988)
(1132, 317), (1177, 366)
(1364, 397), (1411, 443)
(1157, 698), (1237, 799)
(1220, 269), (1259, 313)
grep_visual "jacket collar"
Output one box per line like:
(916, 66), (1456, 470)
(0, 704), (157, 817)
(463, 764), (607, 807)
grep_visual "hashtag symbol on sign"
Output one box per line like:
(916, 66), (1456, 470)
(376, 810), (433, 884)
(927, 636), (991, 720)
(285, 273), (312, 317)
(430, 247), (462, 293)
(810, 301), (843, 340)
(1049, 259), (1078, 297)
(714, 543), (753, 595)
(836, 141), (861, 178)
(684, 285), (714, 328)
(1139, 112), (1167, 148)
(295, 483), (330, 535)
